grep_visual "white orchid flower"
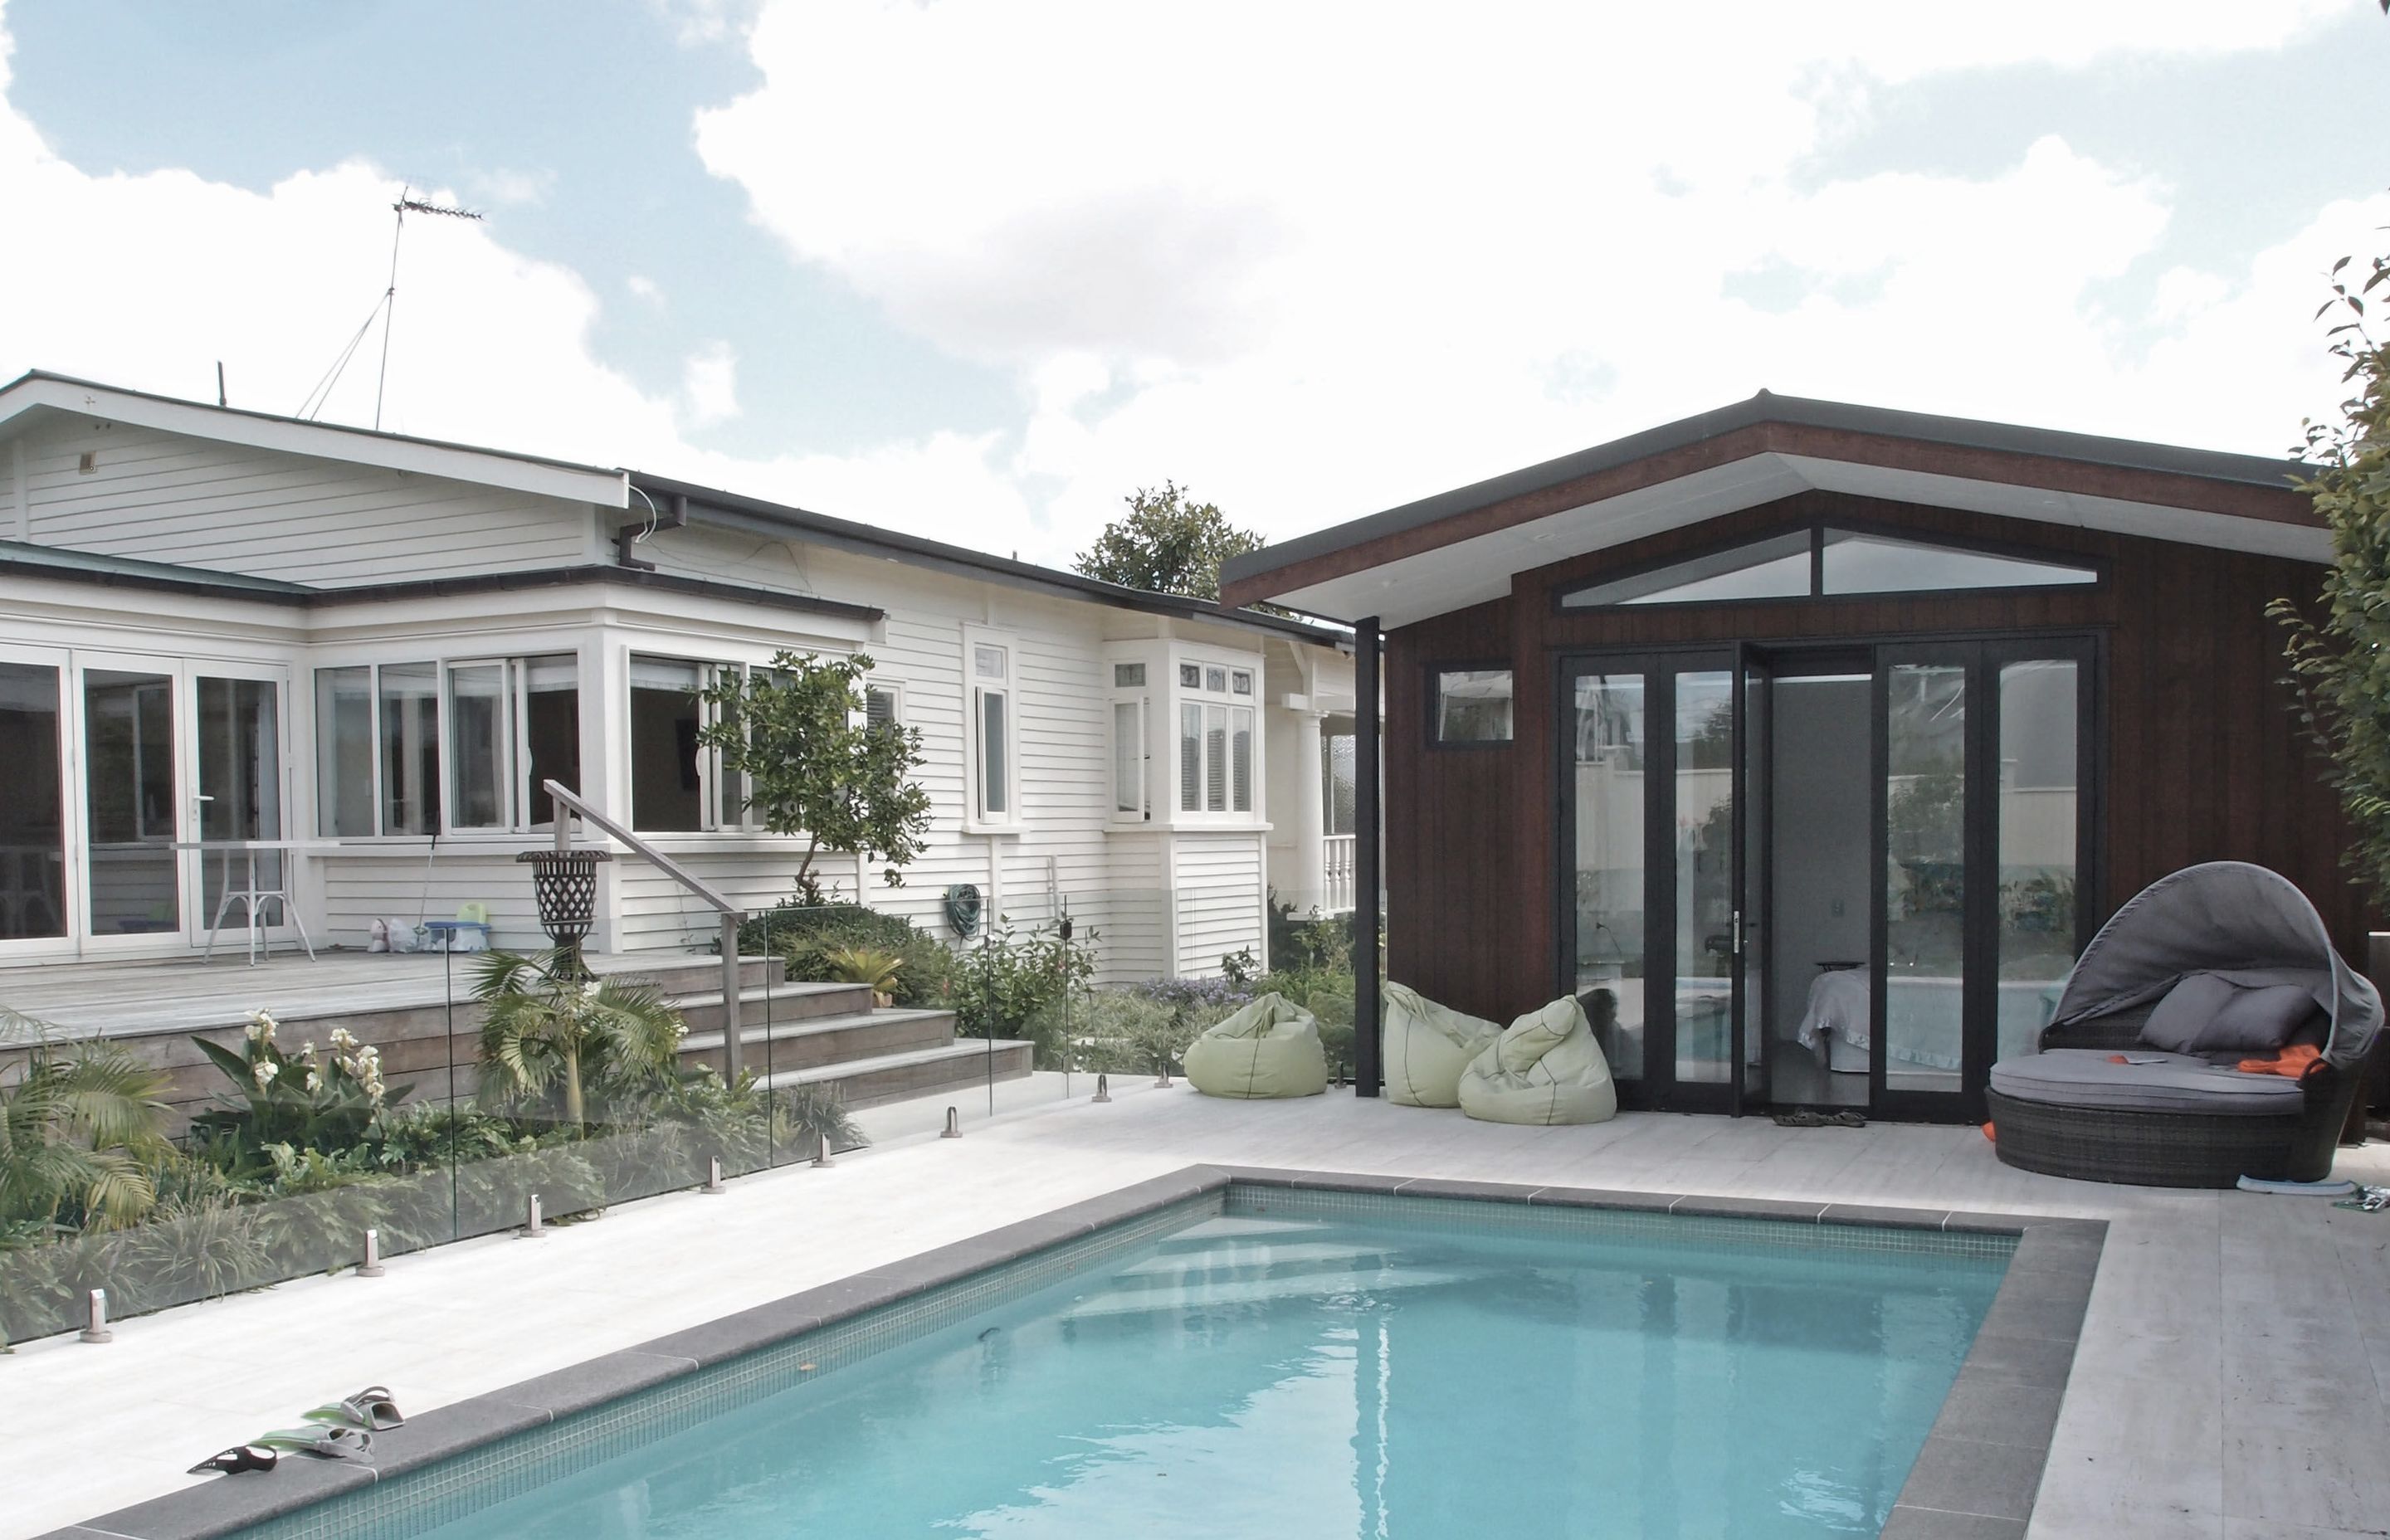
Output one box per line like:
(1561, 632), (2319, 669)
(253, 1060), (280, 1088)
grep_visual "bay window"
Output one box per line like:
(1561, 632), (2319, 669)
(315, 655), (579, 837)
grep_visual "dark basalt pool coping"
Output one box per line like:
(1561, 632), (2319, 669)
(47, 1164), (2096, 1540)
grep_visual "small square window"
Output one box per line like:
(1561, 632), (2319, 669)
(1231, 670), (1252, 695)
(1205, 666), (1227, 693)
(975, 646), (1007, 681)
(1436, 669), (1514, 744)
(1179, 663), (1201, 689)
(1114, 662), (1146, 689)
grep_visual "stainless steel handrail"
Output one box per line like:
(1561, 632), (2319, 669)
(544, 779), (749, 1079)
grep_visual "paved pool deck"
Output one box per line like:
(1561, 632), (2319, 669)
(12, 1083), (2390, 1540)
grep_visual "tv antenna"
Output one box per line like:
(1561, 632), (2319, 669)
(295, 186), (482, 428)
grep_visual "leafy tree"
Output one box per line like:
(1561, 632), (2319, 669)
(2274, 231), (2390, 903)
(698, 651), (933, 899)
(1074, 481), (1265, 601)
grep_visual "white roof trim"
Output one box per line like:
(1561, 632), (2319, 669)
(0, 373), (629, 509)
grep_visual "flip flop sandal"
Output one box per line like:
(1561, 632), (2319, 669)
(187, 1445), (279, 1477)
(1772, 1109), (1829, 1128)
(305, 1386), (404, 1431)
(1832, 1110), (1868, 1128)
(257, 1425), (373, 1461)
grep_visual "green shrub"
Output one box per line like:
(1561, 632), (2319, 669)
(741, 895), (956, 1009)
(1076, 991), (1200, 1078)
(951, 919), (1098, 1066)
(187, 1010), (407, 1177)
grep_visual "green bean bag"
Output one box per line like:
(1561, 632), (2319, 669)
(1457, 997), (1618, 1126)
(1383, 982), (1504, 1108)
(1183, 992), (1328, 1099)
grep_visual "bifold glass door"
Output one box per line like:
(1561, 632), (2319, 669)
(191, 670), (293, 947)
(1565, 652), (1762, 1114)
(1872, 639), (2095, 1121)
(1569, 637), (2092, 1119)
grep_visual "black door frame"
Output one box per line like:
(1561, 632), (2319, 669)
(1559, 629), (2103, 1123)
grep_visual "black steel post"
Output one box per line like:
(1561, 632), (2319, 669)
(1355, 616), (1383, 1097)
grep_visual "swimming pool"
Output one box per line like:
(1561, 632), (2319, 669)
(113, 1172), (2085, 1540)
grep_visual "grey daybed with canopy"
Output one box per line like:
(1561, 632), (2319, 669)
(1987, 861), (2383, 1187)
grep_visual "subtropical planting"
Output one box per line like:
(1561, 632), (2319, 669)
(0, 954), (862, 1350)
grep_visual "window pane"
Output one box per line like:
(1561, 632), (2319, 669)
(198, 677), (284, 924)
(315, 666), (374, 837)
(85, 669), (179, 934)
(1823, 529), (2096, 595)
(1572, 674), (1646, 1082)
(1180, 704), (1201, 811)
(1322, 728), (1356, 836)
(1205, 666), (1227, 694)
(1205, 704), (1227, 812)
(1231, 670), (1252, 695)
(1231, 707), (1253, 812)
(1113, 663), (1145, 689)
(1563, 531), (1812, 608)
(1179, 663), (1201, 689)
(1886, 662), (1967, 1094)
(523, 655), (579, 826)
(1114, 701), (1142, 815)
(1674, 671), (1734, 1085)
(1436, 670), (1514, 743)
(866, 687), (899, 729)
(378, 663), (441, 836)
(979, 690), (1008, 816)
(0, 663), (65, 939)
(975, 645), (1007, 680)
(630, 655), (705, 831)
(1998, 660), (2079, 1064)
(448, 664), (509, 830)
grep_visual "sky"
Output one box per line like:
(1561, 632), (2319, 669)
(0, 1), (2386, 569)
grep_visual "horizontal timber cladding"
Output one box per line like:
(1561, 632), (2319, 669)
(1384, 487), (2365, 1026)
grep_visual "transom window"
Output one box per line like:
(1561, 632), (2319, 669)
(1560, 525), (2100, 609)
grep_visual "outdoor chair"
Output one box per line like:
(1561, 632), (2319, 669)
(1457, 996), (1618, 1126)
(1987, 861), (2383, 1187)
(1382, 982), (1502, 1108)
(1183, 992), (1329, 1099)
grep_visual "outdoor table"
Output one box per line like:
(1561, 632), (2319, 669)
(172, 839), (349, 966)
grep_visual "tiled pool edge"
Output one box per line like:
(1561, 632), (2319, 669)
(44, 1164), (2096, 1540)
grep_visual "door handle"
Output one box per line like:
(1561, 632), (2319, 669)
(1733, 910), (1744, 954)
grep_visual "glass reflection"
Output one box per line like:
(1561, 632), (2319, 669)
(1885, 664), (1965, 1093)
(1675, 671), (1734, 1084)
(1573, 673), (1646, 1081)
(1997, 660), (2079, 1062)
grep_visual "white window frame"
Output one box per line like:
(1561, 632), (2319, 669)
(961, 626), (1020, 832)
(1164, 643), (1263, 826)
(314, 653), (582, 840)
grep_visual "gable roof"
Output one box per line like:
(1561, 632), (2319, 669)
(627, 470), (1350, 648)
(0, 369), (1343, 651)
(1217, 391), (2323, 628)
(0, 370), (630, 508)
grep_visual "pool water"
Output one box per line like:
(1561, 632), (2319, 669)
(419, 1203), (2007, 1539)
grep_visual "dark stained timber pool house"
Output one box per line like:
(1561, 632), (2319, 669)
(1221, 392), (2367, 1124)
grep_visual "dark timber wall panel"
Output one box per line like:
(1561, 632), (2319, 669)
(1386, 488), (2363, 1024)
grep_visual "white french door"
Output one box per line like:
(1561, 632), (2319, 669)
(68, 653), (294, 956)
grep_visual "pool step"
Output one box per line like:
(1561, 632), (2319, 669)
(760, 1037), (1035, 1109)
(1062, 1265), (1475, 1319)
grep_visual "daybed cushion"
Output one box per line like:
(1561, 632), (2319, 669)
(1457, 997), (1617, 1126)
(1383, 982), (1504, 1108)
(1183, 992), (1328, 1099)
(1988, 1049), (2308, 1117)
(2141, 972), (2319, 1055)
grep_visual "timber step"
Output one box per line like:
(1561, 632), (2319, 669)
(678, 1007), (958, 1070)
(760, 1037), (1035, 1109)
(662, 980), (876, 1032)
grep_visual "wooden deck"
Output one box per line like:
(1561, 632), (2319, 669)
(0, 947), (719, 1042)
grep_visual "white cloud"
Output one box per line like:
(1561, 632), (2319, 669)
(0, 0), (2377, 578)
(680, 340), (740, 426)
(461, 167), (554, 208)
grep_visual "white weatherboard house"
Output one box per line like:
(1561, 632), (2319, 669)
(0, 371), (1358, 982)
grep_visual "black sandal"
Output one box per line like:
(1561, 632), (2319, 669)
(188, 1445), (279, 1476)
